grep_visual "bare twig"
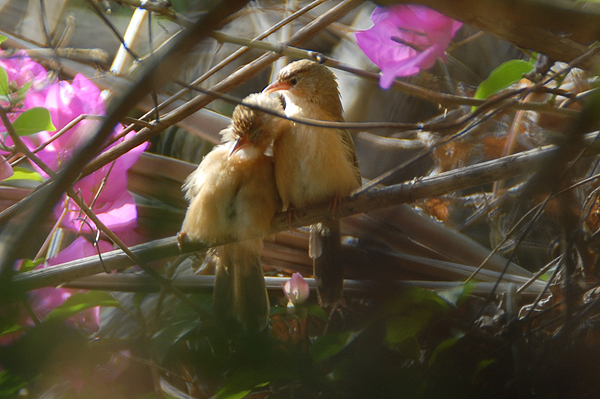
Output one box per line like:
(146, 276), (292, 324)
(80, 0), (366, 178)
(12, 144), (557, 291)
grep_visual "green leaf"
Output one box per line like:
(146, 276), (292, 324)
(18, 258), (45, 273)
(0, 323), (25, 338)
(473, 59), (534, 111)
(306, 303), (329, 322)
(0, 370), (28, 397)
(152, 319), (200, 363)
(438, 281), (475, 307)
(428, 331), (465, 366)
(3, 167), (44, 183)
(387, 287), (450, 315)
(0, 35), (7, 45)
(385, 311), (433, 345)
(0, 66), (8, 96)
(475, 359), (496, 375)
(12, 107), (55, 136)
(44, 291), (121, 324)
(392, 335), (421, 360)
(216, 389), (252, 399)
(269, 306), (288, 317)
(217, 369), (272, 399)
(14, 81), (32, 104)
(309, 330), (361, 362)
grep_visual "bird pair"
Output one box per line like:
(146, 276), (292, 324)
(179, 60), (361, 332)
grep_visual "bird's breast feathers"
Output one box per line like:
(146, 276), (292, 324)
(275, 123), (359, 208)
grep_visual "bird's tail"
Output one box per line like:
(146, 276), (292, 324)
(213, 239), (270, 332)
(310, 218), (344, 307)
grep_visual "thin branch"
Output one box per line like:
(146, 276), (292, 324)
(0, 107), (210, 316)
(63, 274), (545, 297)
(12, 144), (557, 291)
(208, 32), (581, 116)
(0, 0), (252, 297)
(80, 0), (366, 178)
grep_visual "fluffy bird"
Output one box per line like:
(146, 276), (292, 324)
(263, 59), (361, 306)
(179, 93), (285, 332)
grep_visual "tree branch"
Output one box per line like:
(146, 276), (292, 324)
(12, 144), (557, 291)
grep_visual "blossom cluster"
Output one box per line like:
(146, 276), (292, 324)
(0, 50), (147, 333)
(355, 4), (462, 89)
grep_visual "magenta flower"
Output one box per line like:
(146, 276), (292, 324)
(57, 128), (148, 234)
(24, 74), (106, 175)
(0, 155), (13, 181)
(355, 4), (462, 89)
(0, 50), (54, 90)
(0, 50), (148, 335)
(28, 237), (113, 334)
(0, 50), (56, 116)
(283, 273), (310, 307)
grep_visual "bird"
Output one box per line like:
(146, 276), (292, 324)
(263, 59), (361, 307)
(179, 93), (286, 332)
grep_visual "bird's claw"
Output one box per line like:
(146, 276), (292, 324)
(176, 231), (187, 252)
(286, 206), (300, 230)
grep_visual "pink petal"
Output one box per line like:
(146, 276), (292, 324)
(355, 4), (462, 89)
(0, 155), (13, 181)
(283, 273), (310, 306)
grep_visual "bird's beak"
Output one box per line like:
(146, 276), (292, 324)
(263, 80), (291, 94)
(229, 137), (250, 157)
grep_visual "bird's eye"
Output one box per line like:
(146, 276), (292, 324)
(289, 77), (298, 86)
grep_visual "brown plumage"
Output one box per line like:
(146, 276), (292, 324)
(264, 59), (361, 306)
(180, 93), (285, 331)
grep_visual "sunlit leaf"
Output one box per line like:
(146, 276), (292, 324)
(310, 330), (361, 362)
(3, 167), (44, 183)
(438, 281), (475, 307)
(472, 59), (534, 111)
(0, 35), (7, 45)
(14, 81), (32, 104)
(18, 258), (45, 273)
(0, 323), (25, 338)
(44, 291), (121, 324)
(0, 66), (8, 96)
(475, 359), (496, 375)
(12, 107), (55, 136)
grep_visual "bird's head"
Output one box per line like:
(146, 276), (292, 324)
(263, 60), (343, 120)
(224, 93), (286, 156)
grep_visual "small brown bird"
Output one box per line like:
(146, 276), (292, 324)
(180, 93), (285, 332)
(263, 59), (361, 306)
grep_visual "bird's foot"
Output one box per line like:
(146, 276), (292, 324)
(176, 231), (187, 252)
(328, 194), (342, 218)
(285, 205), (301, 230)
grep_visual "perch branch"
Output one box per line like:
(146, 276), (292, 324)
(12, 144), (556, 291)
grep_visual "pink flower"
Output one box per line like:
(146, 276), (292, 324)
(23, 74), (106, 175)
(0, 154), (13, 181)
(57, 128), (148, 234)
(283, 273), (310, 307)
(0, 50), (56, 114)
(355, 5), (462, 89)
(0, 50), (54, 90)
(0, 50), (149, 338)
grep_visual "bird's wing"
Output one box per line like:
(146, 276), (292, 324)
(339, 128), (362, 185)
